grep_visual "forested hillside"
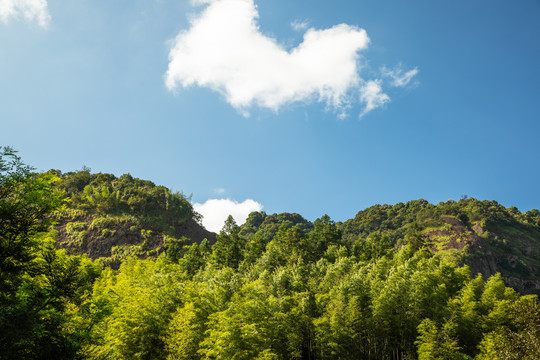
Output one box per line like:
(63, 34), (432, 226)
(337, 199), (540, 295)
(52, 169), (540, 295)
(2, 147), (540, 359)
(51, 169), (216, 268)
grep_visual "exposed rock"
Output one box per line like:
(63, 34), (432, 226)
(54, 212), (216, 268)
(423, 216), (540, 295)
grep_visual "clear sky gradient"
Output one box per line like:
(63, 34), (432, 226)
(1, 0), (539, 231)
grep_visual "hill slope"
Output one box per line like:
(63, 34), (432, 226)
(239, 198), (540, 294)
(50, 170), (540, 293)
(339, 198), (540, 294)
(50, 170), (215, 267)
(4, 155), (540, 359)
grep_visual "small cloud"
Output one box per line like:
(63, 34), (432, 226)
(359, 80), (390, 118)
(0, 0), (51, 28)
(382, 64), (419, 87)
(193, 198), (263, 232)
(215, 188), (226, 195)
(191, 0), (216, 5)
(291, 19), (308, 31)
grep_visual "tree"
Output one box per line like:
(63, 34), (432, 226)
(178, 239), (211, 276)
(308, 215), (342, 259)
(0, 147), (63, 298)
(165, 302), (205, 360)
(0, 147), (100, 359)
(211, 215), (245, 269)
(87, 258), (184, 360)
(416, 319), (467, 360)
(476, 296), (540, 360)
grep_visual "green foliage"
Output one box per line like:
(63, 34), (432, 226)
(51, 170), (207, 266)
(86, 258), (185, 359)
(476, 295), (540, 359)
(65, 221), (88, 247)
(56, 170), (198, 233)
(0, 147), (102, 359)
(177, 239), (211, 276)
(165, 301), (205, 360)
(240, 212), (313, 243)
(211, 215), (245, 269)
(416, 319), (467, 360)
(5, 148), (540, 360)
(1, 148), (65, 298)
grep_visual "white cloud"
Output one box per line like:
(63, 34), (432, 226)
(193, 198), (263, 233)
(165, 0), (372, 117)
(359, 80), (390, 118)
(0, 0), (50, 28)
(382, 64), (419, 87)
(215, 187), (226, 195)
(291, 19), (308, 31)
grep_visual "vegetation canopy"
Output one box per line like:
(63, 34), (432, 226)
(1, 147), (540, 359)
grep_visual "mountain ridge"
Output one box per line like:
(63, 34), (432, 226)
(50, 170), (540, 293)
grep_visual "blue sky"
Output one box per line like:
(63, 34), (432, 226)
(1, 0), (539, 231)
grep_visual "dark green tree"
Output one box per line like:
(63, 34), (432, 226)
(0, 147), (100, 359)
(211, 215), (245, 269)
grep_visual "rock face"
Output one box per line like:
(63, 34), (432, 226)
(424, 215), (540, 295)
(49, 170), (217, 268)
(54, 212), (216, 269)
(337, 199), (540, 295)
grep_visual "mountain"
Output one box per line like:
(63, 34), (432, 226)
(236, 198), (540, 295)
(4, 156), (540, 359)
(338, 198), (540, 294)
(49, 170), (540, 294)
(50, 169), (215, 268)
